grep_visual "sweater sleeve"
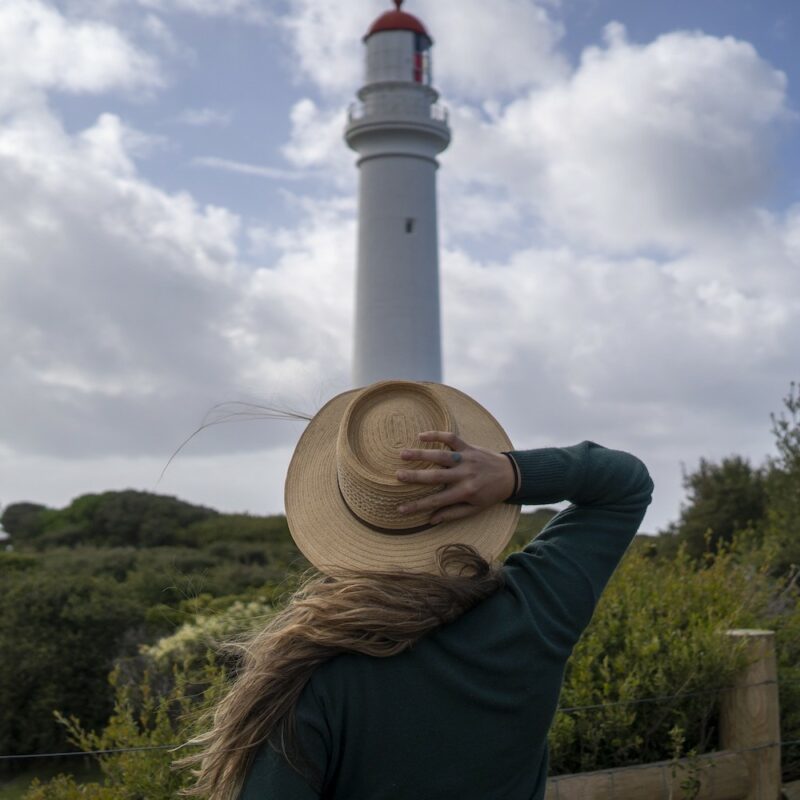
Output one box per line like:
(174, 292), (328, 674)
(502, 441), (653, 656)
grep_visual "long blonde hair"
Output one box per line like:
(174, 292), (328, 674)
(179, 542), (506, 799)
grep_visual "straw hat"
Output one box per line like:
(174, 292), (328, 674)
(284, 380), (520, 575)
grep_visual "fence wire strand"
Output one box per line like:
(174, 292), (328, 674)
(0, 744), (188, 761)
(556, 677), (787, 714)
(2, 737), (799, 765)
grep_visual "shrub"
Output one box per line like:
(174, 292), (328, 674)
(24, 664), (227, 800)
(763, 381), (800, 576)
(0, 571), (141, 759)
(656, 456), (768, 561)
(0, 502), (47, 540)
(141, 597), (276, 678)
(549, 537), (775, 774)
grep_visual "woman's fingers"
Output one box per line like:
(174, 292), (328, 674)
(400, 432), (468, 470)
(397, 485), (464, 515)
(397, 434), (512, 522)
(397, 432), (502, 521)
(398, 432), (472, 514)
(400, 447), (465, 466)
(396, 468), (461, 485)
(417, 431), (467, 450)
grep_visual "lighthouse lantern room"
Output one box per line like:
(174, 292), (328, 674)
(365, 2), (432, 86)
(346, 1), (451, 387)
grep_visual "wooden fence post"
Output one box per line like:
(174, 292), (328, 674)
(720, 630), (781, 800)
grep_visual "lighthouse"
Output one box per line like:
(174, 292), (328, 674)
(346, 0), (451, 387)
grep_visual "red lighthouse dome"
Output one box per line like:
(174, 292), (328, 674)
(365, 0), (431, 42)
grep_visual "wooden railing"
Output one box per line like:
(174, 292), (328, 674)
(545, 630), (782, 800)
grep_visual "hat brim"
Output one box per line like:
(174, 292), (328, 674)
(284, 383), (520, 575)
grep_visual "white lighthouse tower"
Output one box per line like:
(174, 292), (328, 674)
(346, 0), (451, 387)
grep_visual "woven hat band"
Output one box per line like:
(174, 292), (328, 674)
(335, 381), (456, 532)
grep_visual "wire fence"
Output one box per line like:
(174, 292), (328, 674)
(2, 736), (799, 765)
(1, 677), (799, 763)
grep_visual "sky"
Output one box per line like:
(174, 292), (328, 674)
(1, 0), (799, 535)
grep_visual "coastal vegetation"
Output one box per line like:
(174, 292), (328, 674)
(1, 382), (799, 798)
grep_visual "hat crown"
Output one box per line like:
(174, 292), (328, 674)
(336, 381), (455, 531)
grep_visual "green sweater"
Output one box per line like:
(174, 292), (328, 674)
(240, 441), (653, 799)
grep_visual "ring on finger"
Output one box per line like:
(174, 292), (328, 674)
(450, 452), (462, 464)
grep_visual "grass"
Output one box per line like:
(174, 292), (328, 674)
(0, 762), (102, 800)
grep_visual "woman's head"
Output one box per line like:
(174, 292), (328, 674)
(285, 380), (519, 574)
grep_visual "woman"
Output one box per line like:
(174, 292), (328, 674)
(183, 380), (653, 799)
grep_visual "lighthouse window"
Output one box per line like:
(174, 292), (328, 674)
(413, 34), (432, 85)
(405, 218), (415, 234)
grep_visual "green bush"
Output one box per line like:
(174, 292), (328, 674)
(658, 456), (767, 561)
(769, 576), (800, 780)
(0, 502), (47, 540)
(763, 381), (800, 576)
(0, 572), (141, 759)
(0, 546), (287, 764)
(23, 664), (227, 800)
(0, 551), (38, 572)
(23, 775), (114, 800)
(142, 598), (275, 669)
(549, 537), (774, 774)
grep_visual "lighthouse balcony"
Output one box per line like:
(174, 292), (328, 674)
(348, 99), (449, 126)
(345, 82), (451, 155)
(347, 84), (449, 126)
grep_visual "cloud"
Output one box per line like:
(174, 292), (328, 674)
(437, 224), (799, 529)
(281, 99), (351, 183)
(0, 95), (355, 459)
(442, 238), (796, 416)
(280, 0), (378, 96)
(449, 24), (791, 252)
(139, 12), (186, 56)
(421, 0), (568, 98)
(192, 156), (310, 181)
(439, 186), (524, 243)
(0, 0), (162, 110)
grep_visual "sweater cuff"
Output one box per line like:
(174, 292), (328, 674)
(502, 444), (589, 506)
(501, 452), (521, 500)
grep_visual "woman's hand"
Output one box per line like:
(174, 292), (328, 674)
(395, 431), (517, 524)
